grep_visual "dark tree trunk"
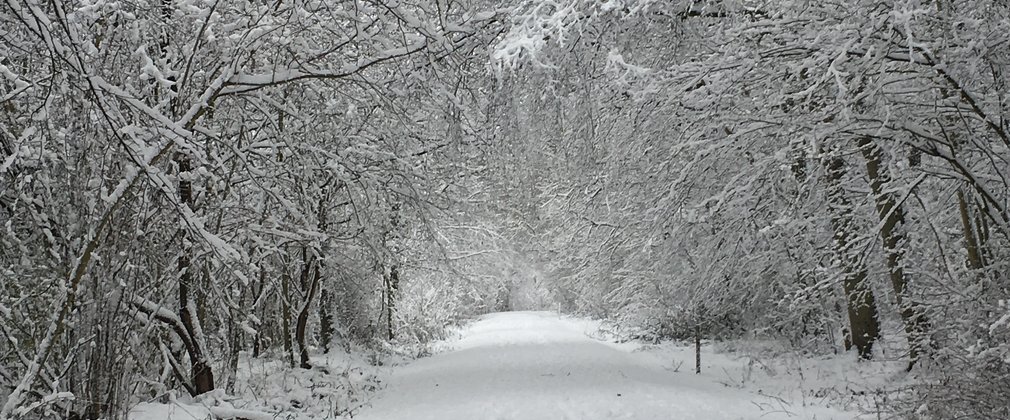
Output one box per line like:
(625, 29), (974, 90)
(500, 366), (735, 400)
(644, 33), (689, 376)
(176, 154), (215, 395)
(857, 137), (931, 370)
(155, 0), (213, 396)
(296, 247), (322, 369)
(319, 288), (333, 354)
(296, 190), (330, 368)
(252, 266), (265, 358)
(385, 265), (399, 340)
(823, 153), (881, 360)
(281, 271), (295, 368)
(958, 189), (985, 271)
(226, 287), (244, 393)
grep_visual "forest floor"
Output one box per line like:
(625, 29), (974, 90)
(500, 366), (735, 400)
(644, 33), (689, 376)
(352, 311), (900, 419)
(130, 311), (907, 420)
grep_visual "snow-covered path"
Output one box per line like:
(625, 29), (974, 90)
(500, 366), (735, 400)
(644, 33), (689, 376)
(354, 311), (854, 420)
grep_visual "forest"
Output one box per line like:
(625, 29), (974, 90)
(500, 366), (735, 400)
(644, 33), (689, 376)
(1, 0), (1008, 418)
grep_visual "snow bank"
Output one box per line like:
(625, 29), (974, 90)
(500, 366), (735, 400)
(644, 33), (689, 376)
(129, 349), (382, 420)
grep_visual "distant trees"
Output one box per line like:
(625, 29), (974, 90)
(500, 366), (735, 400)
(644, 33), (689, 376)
(493, 0), (1010, 417)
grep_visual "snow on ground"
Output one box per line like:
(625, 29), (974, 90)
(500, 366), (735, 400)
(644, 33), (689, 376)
(682, 338), (910, 415)
(130, 311), (906, 420)
(230, 348), (381, 417)
(129, 348), (382, 420)
(354, 311), (889, 420)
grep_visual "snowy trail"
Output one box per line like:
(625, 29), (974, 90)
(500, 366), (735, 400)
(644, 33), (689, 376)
(354, 311), (853, 420)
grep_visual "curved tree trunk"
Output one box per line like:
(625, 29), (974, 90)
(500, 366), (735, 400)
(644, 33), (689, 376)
(296, 189), (329, 369)
(296, 248), (322, 369)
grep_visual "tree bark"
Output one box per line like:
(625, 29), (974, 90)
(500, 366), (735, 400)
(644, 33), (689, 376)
(958, 189), (985, 271)
(296, 247), (322, 369)
(252, 266), (265, 358)
(296, 189), (330, 368)
(226, 286), (245, 393)
(176, 153), (215, 395)
(385, 265), (399, 340)
(823, 153), (881, 360)
(319, 288), (333, 354)
(281, 271), (295, 368)
(857, 137), (930, 369)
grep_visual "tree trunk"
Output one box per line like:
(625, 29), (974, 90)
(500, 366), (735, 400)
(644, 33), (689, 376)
(857, 137), (931, 369)
(225, 286), (245, 393)
(296, 247), (322, 369)
(823, 153), (881, 360)
(319, 288), (333, 354)
(296, 190), (331, 368)
(958, 189), (985, 271)
(176, 153), (215, 395)
(252, 266), (265, 358)
(281, 271), (295, 368)
(694, 323), (701, 374)
(384, 265), (399, 340)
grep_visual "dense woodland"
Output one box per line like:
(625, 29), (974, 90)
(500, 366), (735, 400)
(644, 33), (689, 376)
(1, 0), (1008, 418)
